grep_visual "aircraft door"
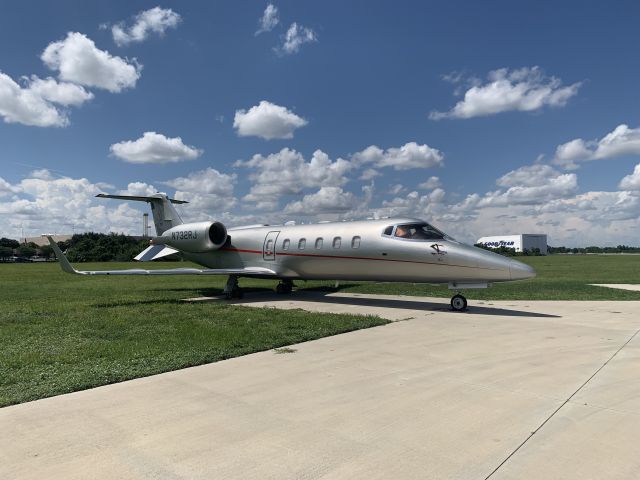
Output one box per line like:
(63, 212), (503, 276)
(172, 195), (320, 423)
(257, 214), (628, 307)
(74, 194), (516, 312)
(263, 231), (280, 261)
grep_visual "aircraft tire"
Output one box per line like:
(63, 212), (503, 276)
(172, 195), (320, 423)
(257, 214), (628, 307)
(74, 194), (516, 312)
(225, 288), (243, 300)
(450, 294), (467, 311)
(276, 283), (293, 294)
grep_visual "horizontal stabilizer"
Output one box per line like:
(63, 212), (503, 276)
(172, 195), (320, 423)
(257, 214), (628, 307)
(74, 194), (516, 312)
(135, 244), (179, 262)
(96, 192), (186, 235)
(96, 193), (188, 204)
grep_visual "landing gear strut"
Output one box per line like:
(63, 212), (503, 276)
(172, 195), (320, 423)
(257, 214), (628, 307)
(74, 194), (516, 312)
(275, 280), (294, 294)
(450, 293), (467, 311)
(224, 275), (244, 300)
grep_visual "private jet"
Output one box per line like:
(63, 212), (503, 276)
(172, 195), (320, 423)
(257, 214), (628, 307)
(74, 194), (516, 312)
(46, 193), (536, 311)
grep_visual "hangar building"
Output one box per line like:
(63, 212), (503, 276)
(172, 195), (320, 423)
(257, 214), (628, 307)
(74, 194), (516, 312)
(476, 234), (548, 255)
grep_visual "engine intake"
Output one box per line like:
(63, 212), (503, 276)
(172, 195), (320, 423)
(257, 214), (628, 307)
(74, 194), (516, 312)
(156, 221), (227, 253)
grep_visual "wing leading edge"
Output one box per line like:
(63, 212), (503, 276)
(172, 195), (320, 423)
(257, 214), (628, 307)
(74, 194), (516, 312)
(44, 236), (277, 277)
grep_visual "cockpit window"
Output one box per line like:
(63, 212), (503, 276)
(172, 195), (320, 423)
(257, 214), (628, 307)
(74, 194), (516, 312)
(393, 223), (445, 240)
(383, 226), (394, 236)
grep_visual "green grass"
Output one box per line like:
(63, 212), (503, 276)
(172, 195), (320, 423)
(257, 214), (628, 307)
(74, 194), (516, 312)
(0, 263), (387, 407)
(1, 254), (639, 407)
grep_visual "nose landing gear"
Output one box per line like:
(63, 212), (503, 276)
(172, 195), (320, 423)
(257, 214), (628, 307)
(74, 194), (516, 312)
(450, 293), (467, 311)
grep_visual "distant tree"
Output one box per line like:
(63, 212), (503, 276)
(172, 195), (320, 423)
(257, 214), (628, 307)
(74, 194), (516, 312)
(17, 245), (36, 258)
(38, 244), (54, 259)
(65, 232), (151, 262)
(0, 246), (13, 259)
(0, 237), (19, 249)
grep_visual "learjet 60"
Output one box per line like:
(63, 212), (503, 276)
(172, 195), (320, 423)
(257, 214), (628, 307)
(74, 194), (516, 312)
(46, 193), (535, 311)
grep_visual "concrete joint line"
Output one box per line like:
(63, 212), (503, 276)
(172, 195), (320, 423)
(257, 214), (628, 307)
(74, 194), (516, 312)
(484, 327), (640, 480)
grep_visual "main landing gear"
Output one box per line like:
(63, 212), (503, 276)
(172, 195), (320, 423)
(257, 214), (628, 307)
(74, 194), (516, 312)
(223, 275), (244, 300)
(450, 293), (467, 311)
(275, 280), (294, 295)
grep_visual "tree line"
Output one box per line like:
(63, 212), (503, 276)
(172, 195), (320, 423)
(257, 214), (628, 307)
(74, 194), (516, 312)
(473, 243), (640, 256)
(0, 233), (152, 262)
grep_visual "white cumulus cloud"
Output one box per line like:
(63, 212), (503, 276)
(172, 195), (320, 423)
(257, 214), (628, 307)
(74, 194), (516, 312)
(233, 100), (308, 140)
(443, 164), (578, 218)
(353, 142), (444, 170)
(277, 22), (317, 55)
(42, 32), (141, 93)
(479, 164), (578, 207)
(0, 72), (69, 127)
(111, 7), (181, 46)
(166, 168), (238, 216)
(0, 177), (19, 196)
(164, 168), (236, 197)
(284, 187), (357, 215)
(118, 181), (158, 196)
(256, 4), (279, 35)
(554, 124), (640, 169)
(430, 67), (581, 120)
(110, 132), (203, 164)
(418, 176), (441, 190)
(619, 164), (640, 191)
(3, 172), (145, 236)
(235, 148), (352, 209)
(25, 75), (94, 106)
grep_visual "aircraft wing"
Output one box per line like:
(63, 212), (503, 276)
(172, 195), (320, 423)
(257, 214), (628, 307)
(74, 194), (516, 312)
(44, 236), (277, 277)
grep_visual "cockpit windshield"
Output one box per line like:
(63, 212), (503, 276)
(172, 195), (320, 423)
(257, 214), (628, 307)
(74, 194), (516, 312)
(389, 223), (447, 241)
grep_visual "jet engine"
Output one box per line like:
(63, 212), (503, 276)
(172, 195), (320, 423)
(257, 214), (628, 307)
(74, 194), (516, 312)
(155, 221), (228, 253)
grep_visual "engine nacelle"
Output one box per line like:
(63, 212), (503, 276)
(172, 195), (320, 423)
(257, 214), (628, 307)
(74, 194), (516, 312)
(155, 221), (228, 253)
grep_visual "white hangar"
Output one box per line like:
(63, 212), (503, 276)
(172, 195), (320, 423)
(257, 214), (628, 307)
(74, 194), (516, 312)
(476, 234), (548, 255)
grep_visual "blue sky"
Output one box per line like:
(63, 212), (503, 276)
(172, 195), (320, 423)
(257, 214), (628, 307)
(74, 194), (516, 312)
(1, 1), (639, 246)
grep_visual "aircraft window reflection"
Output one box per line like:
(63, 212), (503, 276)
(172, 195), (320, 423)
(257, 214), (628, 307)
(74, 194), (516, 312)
(383, 226), (393, 236)
(266, 239), (273, 252)
(282, 239), (290, 250)
(315, 238), (323, 249)
(333, 237), (341, 249)
(394, 223), (445, 240)
(352, 236), (361, 248)
(299, 238), (306, 249)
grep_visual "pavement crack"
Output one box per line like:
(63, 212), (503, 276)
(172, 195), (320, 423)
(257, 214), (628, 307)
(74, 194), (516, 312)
(484, 327), (640, 480)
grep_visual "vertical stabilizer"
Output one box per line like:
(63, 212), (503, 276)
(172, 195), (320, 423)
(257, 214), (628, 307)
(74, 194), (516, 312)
(96, 193), (187, 235)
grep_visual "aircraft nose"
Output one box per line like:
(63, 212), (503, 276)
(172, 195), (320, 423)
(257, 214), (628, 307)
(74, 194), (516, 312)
(509, 260), (536, 280)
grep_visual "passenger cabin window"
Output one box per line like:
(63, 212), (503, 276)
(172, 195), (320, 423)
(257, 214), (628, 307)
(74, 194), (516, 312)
(266, 239), (273, 252)
(351, 236), (361, 248)
(393, 223), (445, 240)
(383, 226), (394, 236)
(333, 236), (341, 249)
(282, 239), (290, 250)
(298, 238), (306, 250)
(315, 238), (323, 249)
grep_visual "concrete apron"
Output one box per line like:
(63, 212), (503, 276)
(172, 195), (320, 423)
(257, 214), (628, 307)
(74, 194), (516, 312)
(2, 294), (640, 480)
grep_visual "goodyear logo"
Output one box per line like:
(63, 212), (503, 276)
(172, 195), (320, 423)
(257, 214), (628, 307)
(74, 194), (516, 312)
(172, 230), (197, 240)
(482, 240), (515, 247)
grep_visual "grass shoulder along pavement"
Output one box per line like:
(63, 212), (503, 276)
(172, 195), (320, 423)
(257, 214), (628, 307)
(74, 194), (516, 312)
(0, 263), (387, 407)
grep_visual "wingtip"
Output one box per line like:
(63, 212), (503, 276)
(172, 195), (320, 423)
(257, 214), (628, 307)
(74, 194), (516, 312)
(45, 235), (78, 274)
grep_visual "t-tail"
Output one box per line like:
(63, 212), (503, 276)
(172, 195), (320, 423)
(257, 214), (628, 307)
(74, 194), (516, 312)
(96, 193), (187, 235)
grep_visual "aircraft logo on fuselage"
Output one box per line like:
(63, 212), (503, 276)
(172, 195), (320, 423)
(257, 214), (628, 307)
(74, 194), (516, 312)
(430, 243), (446, 255)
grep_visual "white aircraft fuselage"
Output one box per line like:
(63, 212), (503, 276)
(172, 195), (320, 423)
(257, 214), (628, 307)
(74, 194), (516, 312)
(183, 219), (534, 284)
(46, 193), (536, 310)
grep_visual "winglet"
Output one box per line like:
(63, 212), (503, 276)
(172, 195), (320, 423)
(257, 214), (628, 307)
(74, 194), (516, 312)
(44, 235), (79, 274)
